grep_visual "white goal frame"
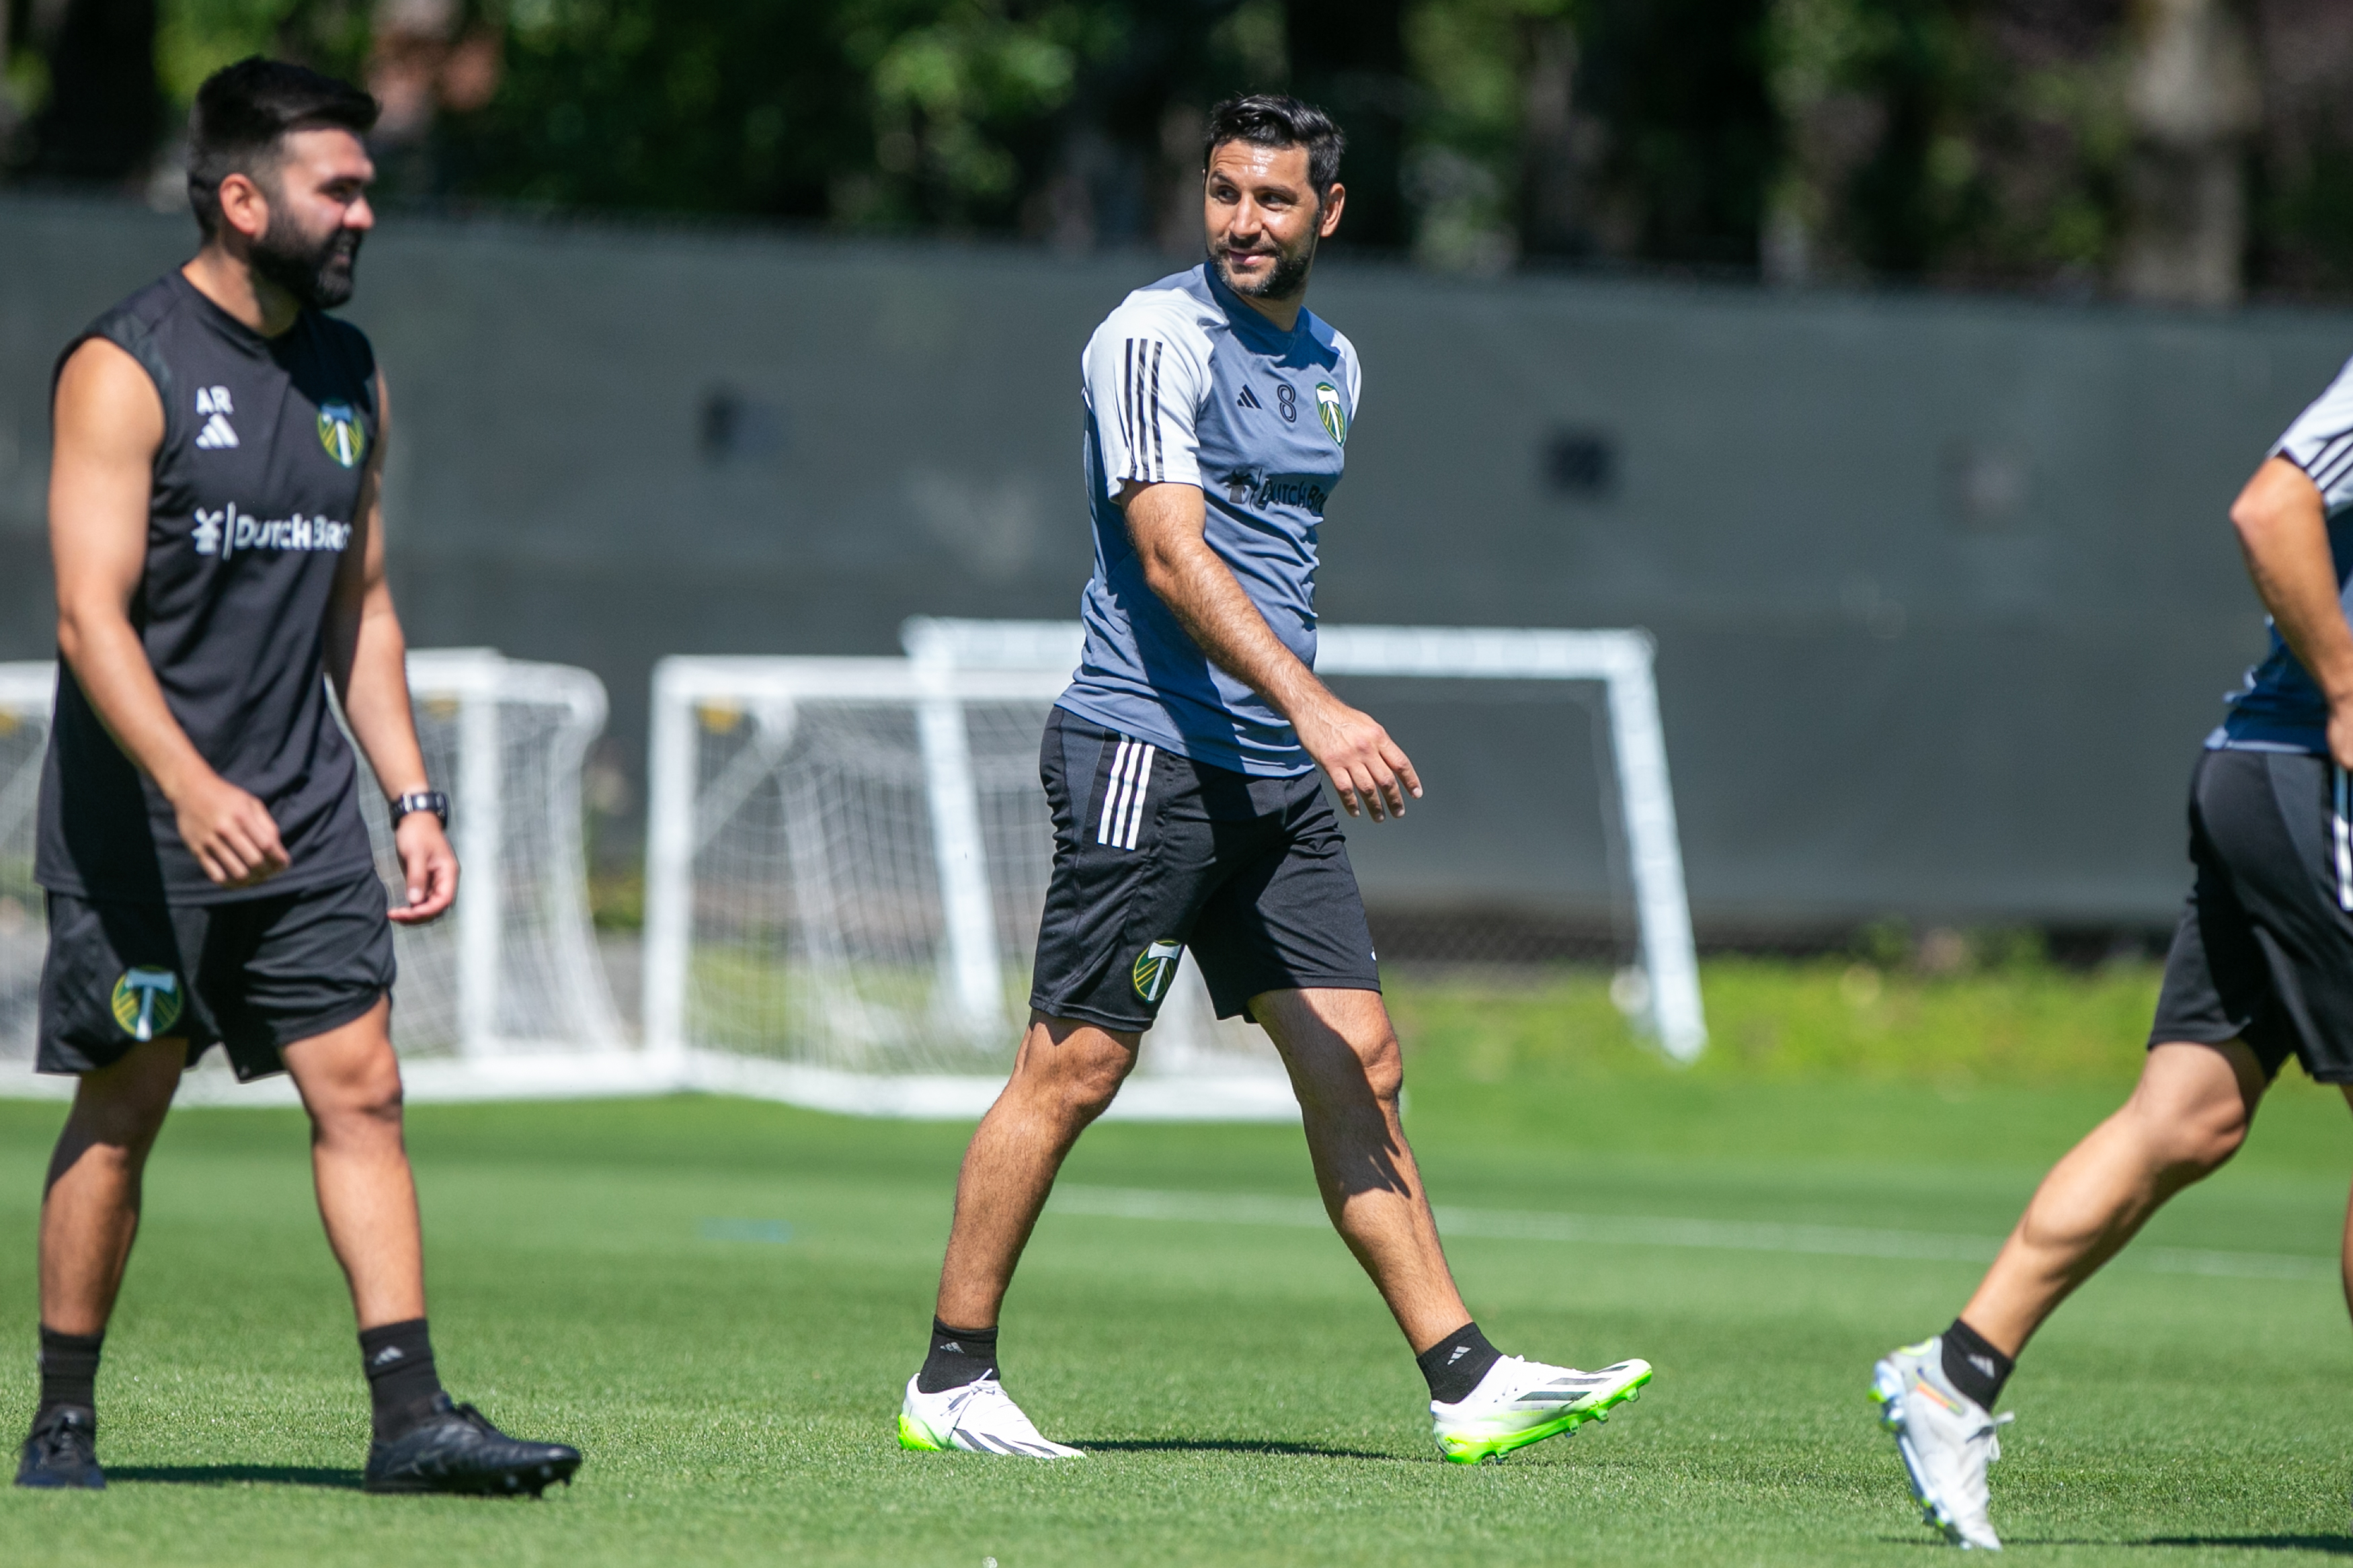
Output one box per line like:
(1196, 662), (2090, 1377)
(0, 651), (646, 1106)
(901, 618), (1708, 1061)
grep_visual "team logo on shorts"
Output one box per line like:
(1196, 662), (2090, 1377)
(1131, 939), (1184, 1004)
(317, 401), (367, 468)
(1315, 382), (1346, 446)
(110, 967), (183, 1042)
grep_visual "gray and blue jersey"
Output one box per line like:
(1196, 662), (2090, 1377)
(2215, 356), (2353, 753)
(1055, 263), (1360, 778)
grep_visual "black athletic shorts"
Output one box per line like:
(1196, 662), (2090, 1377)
(1029, 707), (1382, 1032)
(37, 870), (396, 1081)
(2150, 747), (2353, 1083)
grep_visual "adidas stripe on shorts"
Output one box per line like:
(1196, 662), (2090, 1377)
(1027, 706), (1381, 1034)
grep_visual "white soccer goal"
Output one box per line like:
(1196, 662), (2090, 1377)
(641, 656), (1297, 1119)
(639, 620), (1704, 1123)
(899, 618), (1708, 1061)
(0, 651), (635, 1104)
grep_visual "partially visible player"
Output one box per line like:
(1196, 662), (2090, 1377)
(895, 95), (1651, 1464)
(16, 58), (578, 1495)
(1872, 361), (2353, 1547)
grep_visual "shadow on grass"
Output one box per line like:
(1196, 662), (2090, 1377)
(2005, 1539), (2353, 1557)
(2143, 1540), (2353, 1557)
(108, 1464), (362, 1490)
(1077, 1438), (1402, 1461)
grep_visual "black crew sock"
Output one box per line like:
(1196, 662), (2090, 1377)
(1418, 1321), (1503, 1405)
(917, 1319), (999, 1394)
(358, 1318), (446, 1441)
(36, 1325), (104, 1420)
(1941, 1317), (2014, 1411)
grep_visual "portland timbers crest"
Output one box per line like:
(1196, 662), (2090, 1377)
(1314, 382), (1347, 446)
(317, 401), (366, 468)
(110, 967), (182, 1042)
(1131, 939), (1184, 1004)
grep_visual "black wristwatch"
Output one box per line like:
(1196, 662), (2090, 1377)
(389, 790), (449, 828)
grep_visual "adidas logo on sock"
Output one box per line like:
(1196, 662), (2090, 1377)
(371, 1346), (405, 1367)
(939, 1343), (961, 1354)
(1447, 1346), (1470, 1364)
(1968, 1354), (1997, 1378)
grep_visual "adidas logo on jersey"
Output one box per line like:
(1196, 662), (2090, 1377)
(1236, 385), (1263, 410)
(194, 386), (239, 449)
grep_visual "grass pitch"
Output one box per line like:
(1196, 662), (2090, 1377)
(2, 964), (2351, 1565)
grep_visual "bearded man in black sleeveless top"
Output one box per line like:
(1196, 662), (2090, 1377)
(17, 58), (579, 1496)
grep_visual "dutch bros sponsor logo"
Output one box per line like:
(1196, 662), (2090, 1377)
(191, 501), (353, 559)
(1219, 468), (1330, 514)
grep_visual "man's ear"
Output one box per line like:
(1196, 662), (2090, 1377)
(1318, 182), (1347, 239)
(214, 170), (272, 243)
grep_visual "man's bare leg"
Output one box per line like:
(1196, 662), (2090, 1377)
(280, 997), (425, 1329)
(934, 1015), (1138, 1329)
(1959, 1038), (2265, 1358)
(1871, 1038), (2268, 1548)
(1250, 987), (1469, 1352)
(38, 1039), (187, 1337)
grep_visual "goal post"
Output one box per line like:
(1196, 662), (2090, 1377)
(900, 617), (1708, 1062)
(0, 651), (636, 1104)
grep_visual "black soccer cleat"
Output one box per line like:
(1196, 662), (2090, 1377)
(362, 1395), (580, 1497)
(16, 1405), (104, 1489)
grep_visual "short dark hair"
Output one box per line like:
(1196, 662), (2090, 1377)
(187, 57), (378, 237)
(1201, 94), (1345, 194)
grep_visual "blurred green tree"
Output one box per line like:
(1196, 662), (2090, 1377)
(7, 0), (2352, 300)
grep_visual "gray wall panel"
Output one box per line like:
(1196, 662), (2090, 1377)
(5, 194), (2348, 928)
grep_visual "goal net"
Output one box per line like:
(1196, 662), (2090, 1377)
(641, 657), (1295, 1119)
(899, 620), (1704, 1059)
(0, 652), (629, 1102)
(642, 622), (1704, 1121)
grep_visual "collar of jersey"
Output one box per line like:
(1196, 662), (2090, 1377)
(169, 269), (295, 355)
(1201, 261), (1310, 353)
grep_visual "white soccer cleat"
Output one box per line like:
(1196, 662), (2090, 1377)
(897, 1374), (1084, 1458)
(1429, 1354), (1652, 1464)
(1872, 1337), (2012, 1550)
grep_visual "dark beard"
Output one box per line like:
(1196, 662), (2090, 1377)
(250, 216), (362, 311)
(1215, 235), (1315, 301)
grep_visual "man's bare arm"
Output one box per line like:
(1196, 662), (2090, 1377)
(2230, 456), (2353, 770)
(1122, 479), (1420, 819)
(50, 337), (288, 886)
(325, 372), (456, 922)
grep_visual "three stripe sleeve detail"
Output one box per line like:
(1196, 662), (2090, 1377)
(1096, 739), (1156, 852)
(1120, 338), (1166, 483)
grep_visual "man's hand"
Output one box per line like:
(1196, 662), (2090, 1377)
(1293, 691), (1422, 821)
(2327, 704), (2353, 776)
(389, 812), (458, 924)
(171, 774), (290, 888)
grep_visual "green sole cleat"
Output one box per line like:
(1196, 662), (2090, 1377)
(1433, 1358), (1653, 1464)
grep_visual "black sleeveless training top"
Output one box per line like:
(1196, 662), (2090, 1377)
(36, 270), (381, 905)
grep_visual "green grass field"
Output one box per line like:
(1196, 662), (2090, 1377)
(3, 962), (2351, 1565)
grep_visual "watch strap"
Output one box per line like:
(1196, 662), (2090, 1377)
(389, 790), (449, 827)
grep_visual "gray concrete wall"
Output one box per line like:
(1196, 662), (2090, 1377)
(5, 194), (2346, 929)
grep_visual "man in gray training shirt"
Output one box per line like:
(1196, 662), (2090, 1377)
(897, 93), (1653, 1464)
